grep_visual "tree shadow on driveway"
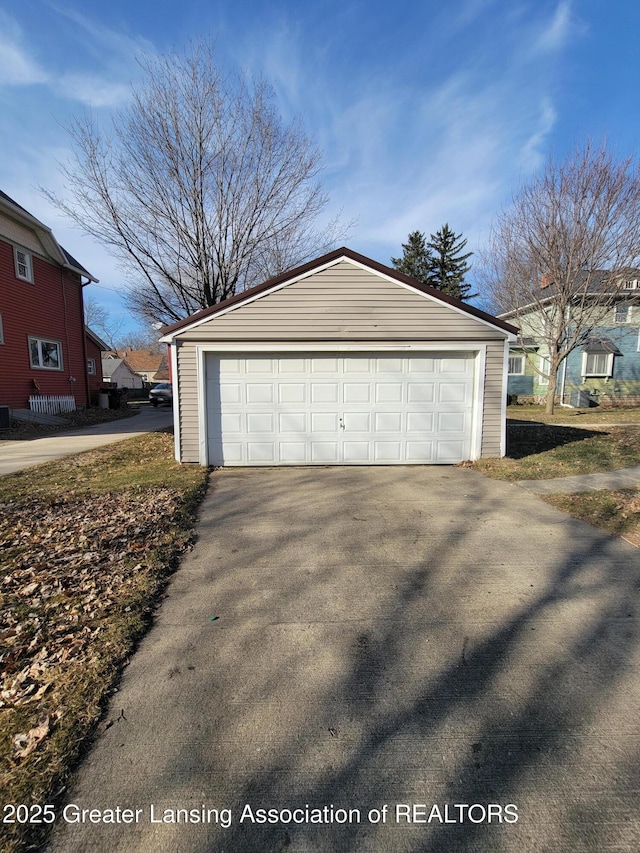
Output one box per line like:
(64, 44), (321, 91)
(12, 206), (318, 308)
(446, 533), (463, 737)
(52, 467), (640, 853)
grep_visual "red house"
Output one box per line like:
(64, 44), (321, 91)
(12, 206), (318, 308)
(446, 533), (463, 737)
(0, 190), (102, 412)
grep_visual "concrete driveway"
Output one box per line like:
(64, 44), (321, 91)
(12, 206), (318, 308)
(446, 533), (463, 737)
(50, 467), (639, 853)
(0, 406), (173, 476)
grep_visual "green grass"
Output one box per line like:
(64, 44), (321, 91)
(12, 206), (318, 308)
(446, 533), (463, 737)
(506, 404), (640, 424)
(0, 430), (208, 853)
(473, 424), (640, 481)
(543, 489), (640, 548)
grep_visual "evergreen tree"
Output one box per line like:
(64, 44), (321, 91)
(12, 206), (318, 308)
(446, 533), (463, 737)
(426, 223), (476, 300)
(391, 231), (433, 284)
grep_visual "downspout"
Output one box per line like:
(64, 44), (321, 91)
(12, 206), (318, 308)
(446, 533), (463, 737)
(79, 279), (91, 408)
(60, 268), (76, 403)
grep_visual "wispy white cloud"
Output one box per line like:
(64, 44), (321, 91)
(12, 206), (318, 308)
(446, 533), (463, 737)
(0, 12), (48, 86)
(0, 7), (151, 107)
(531, 0), (576, 55)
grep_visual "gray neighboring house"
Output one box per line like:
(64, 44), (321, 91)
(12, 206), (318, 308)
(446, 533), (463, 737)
(160, 247), (517, 467)
(101, 357), (144, 389)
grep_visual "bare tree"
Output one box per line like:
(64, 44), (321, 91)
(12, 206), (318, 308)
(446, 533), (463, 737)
(83, 294), (125, 349)
(43, 41), (346, 325)
(481, 141), (640, 413)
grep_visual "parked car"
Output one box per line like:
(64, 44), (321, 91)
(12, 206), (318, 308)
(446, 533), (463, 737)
(149, 383), (173, 407)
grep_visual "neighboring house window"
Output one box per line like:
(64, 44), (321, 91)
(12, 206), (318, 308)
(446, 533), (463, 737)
(87, 358), (96, 375)
(614, 303), (629, 323)
(508, 355), (525, 374)
(583, 351), (613, 377)
(14, 246), (33, 282)
(538, 356), (550, 385)
(29, 336), (63, 370)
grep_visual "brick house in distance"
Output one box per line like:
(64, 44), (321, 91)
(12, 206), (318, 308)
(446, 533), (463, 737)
(0, 190), (102, 412)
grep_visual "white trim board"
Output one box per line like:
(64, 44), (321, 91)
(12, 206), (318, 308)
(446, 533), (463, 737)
(194, 343), (487, 466)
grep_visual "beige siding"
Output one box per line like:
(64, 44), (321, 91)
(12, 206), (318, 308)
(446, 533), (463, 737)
(178, 262), (507, 342)
(0, 212), (47, 256)
(481, 341), (507, 457)
(174, 259), (510, 463)
(176, 343), (200, 463)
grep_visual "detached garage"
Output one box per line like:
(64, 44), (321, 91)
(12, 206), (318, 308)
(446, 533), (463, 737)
(160, 248), (517, 467)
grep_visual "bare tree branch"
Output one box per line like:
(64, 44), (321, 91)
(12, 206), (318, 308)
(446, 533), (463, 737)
(42, 41), (351, 325)
(479, 141), (640, 413)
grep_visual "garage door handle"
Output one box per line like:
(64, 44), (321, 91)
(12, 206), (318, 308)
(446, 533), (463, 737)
(339, 418), (345, 430)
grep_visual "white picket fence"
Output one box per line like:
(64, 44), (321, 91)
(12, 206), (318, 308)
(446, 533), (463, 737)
(29, 395), (76, 415)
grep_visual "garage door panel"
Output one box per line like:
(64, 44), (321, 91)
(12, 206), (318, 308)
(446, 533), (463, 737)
(375, 357), (403, 373)
(279, 412), (306, 432)
(375, 412), (402, 432)
(279, 442), (307, 463)
(311, 357), (338, 373)
(247, 413), (274, 433)
(311, 412), (339, 431)
(278, 358), (306, 373)
(206, 353), (476, 465)
(220, 384), (242, 403)
(221, 413), (243, 433)
(311, 383), (339, 403)
(246, 358), (273, 373)
(436, 440), (466, 462)
(246, 383), (273, 403)
(375, 383), (403, 403)
(407, 383), (435, 402)
(343, 412), (371, 431)
(343, 441), (370, 462)
(438, 412), (467, 433)
(408, 357), (436, 373)
(439, 382), (469, 403)
(312, 441), (339, 462)
(407, 441), (434, 460)
(278, 383), (306, 403)
(374, 441), (403, 461)
(344, 383), (371, 403)
(247, 442), (276, 463)
(407, 412), (434, 432)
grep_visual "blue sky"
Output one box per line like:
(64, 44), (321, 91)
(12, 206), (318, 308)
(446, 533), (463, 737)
(1, 0), (639, 335)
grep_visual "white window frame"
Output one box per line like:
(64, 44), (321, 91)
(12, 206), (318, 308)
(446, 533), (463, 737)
(29, 336), (63, 371)
(613, 303), (630, 324)
(508, 354), (525, 375)
(14, 245), (33, 282)
(583, 351), (613, 377)
(87, 357), (96, 375)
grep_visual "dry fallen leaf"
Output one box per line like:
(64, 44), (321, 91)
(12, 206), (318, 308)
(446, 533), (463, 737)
(12, 714), (51, 759)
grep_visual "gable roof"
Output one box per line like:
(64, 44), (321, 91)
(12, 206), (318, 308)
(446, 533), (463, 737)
(0, 189), (98, 282)
(108, 349), (164, 374)
(498, 268), (640, 320)
(85, 326), (109, 351)
(160, 247), (518, 340)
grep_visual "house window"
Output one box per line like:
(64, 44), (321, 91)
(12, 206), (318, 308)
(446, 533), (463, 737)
(538, 356), (550, 385)
(14, 246), (33, 282)
(29, 336), (63, 370)
(583, 352), (613, 377)
(614, 303), (629, 323)
(87, 358), (96, 375)
(508, 355), (525, 374)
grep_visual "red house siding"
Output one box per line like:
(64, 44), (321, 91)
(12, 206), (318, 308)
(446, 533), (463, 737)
(0, 238), (90, 410)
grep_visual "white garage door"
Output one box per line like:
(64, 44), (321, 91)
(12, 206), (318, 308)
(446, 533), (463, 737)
(205, 353), (476, 466)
